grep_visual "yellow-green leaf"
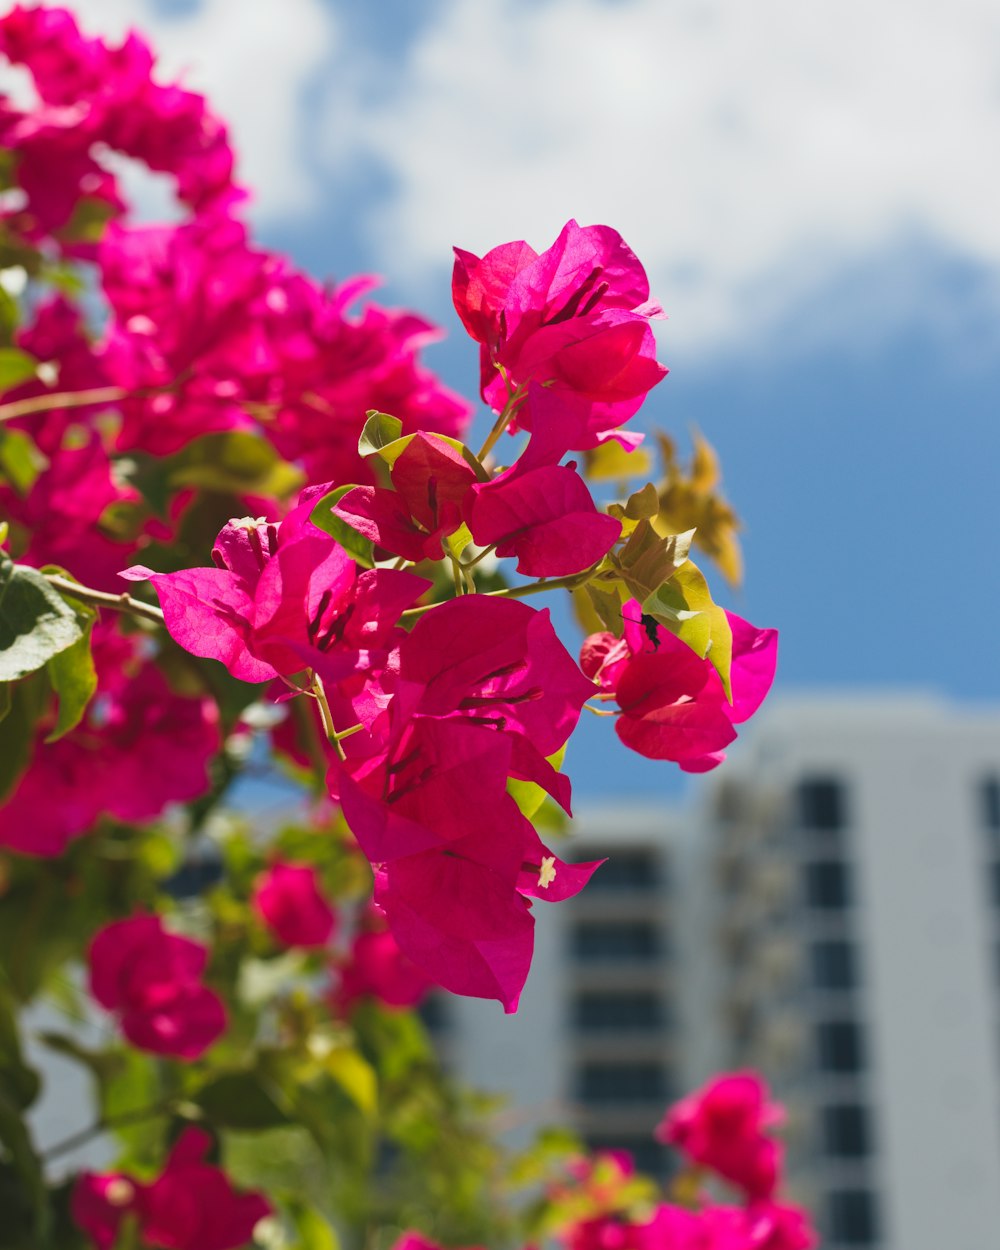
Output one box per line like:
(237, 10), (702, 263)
(324, 1047), (377, 1116)
(507, 745), (567, 820)
(309, 486), (375, 568)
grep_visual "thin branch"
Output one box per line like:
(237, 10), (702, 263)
(45, 573), (165, 625)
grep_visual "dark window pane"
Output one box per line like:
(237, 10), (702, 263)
(804, 861), (851, 909)
(817, 1021), (865, 1073)
(583, 1135), (673, 1177)
(573, 992), (665, 1031)
(822, 1104), (872, 1157)
(572, 922), (661, 962)
(162, 852), (224, 899)
(417, 994), (450, 1034)
(797, 777), (847, 831)
(811, 940), (857, 990)
(992, 862), (1000, 908)
(828, 1189), (879, 1244)
(587, 850), (661, 890)
(576, 1063), (669, 1104)
(982, 777), (1000, 832)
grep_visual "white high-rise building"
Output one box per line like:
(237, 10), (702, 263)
(689, 694), (1000, 1250)
(436, 695), (1000, 1250)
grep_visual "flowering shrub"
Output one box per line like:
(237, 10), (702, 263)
(0, 5), (803, 1249)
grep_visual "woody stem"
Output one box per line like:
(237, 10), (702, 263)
(44, 574), (165, 626)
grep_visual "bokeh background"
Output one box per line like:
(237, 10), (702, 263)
(43, 0), (1000, 794)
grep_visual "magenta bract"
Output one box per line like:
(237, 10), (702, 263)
(72, 1127), (271, 1250)
(88, 915), (227, 1060)
(252, 861), (337, 950)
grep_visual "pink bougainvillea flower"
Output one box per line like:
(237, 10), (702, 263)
(0, 432), (139, 592)
(393, 595), (594, 756)
(88, 915), (226, 1060)
(452, 220), (666, 445)
(71, 1127), (271, 1250)
(0, 5), (241, 249)
(656, 1071), (785, 1199)
(465, 460), (621, 577)
(252, 861), (336, 949)
(742, 1202), (818, 1250)
(334, 907), (434, 1012)
(339, 716), (599, 1011)
(372, 848), (535, 1013)
(0, 624), (220, 858)
(332, 431), (478, 562)
(581, 604), (777, 770)
(122, 487), (430, 685)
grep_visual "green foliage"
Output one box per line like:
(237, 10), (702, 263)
(309, 486), (375, 567)
(0, 347), (37, 392)
(0, 557), (84, 682)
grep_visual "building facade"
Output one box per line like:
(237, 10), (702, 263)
(437, 695), (1000, 1250)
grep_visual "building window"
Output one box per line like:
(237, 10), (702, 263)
(804, 860), (852, 909)
(573, 992), (666, 1032)
(828, 1189), (879, 1244)
(822, 1104), (871, 1157)
(981, 777), (1000, 832)
(417, 993), (450, 1035)
(810, 940), (857, 990)
(571, 921), (662, 962)
(586, 849), (662, 891)
(576, 1062), (670, 1104)
(817, 1020), (865, 1073)
(797, 776), (847, 831)
(584, 1135), (672, 1177)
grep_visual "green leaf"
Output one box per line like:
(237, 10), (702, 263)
(444, 522), (474, 561)
(323, 1047), (377, 1117)
(622, 482), (660, 521)
(507, 745), (566, 821)
(0, 347), (37, 392)
(583, 440), (653, 481)
(643, 560), (733, 699)
(358, 411), (403, 458)
(0, 429), (40, 494)
(612, 522), (694, 603)
(42, 589), (97, 742)
(194, 1071), (292, 1130)
(0, 990), (39, 1112)
(166, 431), (303, 500)
(288, 1203), (340, 1250)
(0, 561), (83, 681)
(0, 677), (45, 802)
(309, 486), (375, 568)
(0, 1092), (47, 1240)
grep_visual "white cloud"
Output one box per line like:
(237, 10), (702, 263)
(319, 0), (1000, 357)
(54, 0), (338, 221)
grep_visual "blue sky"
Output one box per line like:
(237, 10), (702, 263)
(58, 0), (1000, 797)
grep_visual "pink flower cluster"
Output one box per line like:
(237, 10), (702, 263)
(0, 4), (239, 245)
(0, 622), (219, 857)
(88, 915), (226, 1060)
(0, 6), (778, 1022)
(72, 1127), (270, 1250)
(582, 605), (777, 771)
(550, 1075), (815, 1250)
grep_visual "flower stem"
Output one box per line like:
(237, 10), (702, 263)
(310, 674), (345, 762)
(44, 573), (165, 625)
(42, 1099), (176, 1161)
(475, 382), (528, 462)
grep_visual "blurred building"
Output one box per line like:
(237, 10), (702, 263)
(687, 695), (1000, 1250)
(436, 695), (1000, 1250)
